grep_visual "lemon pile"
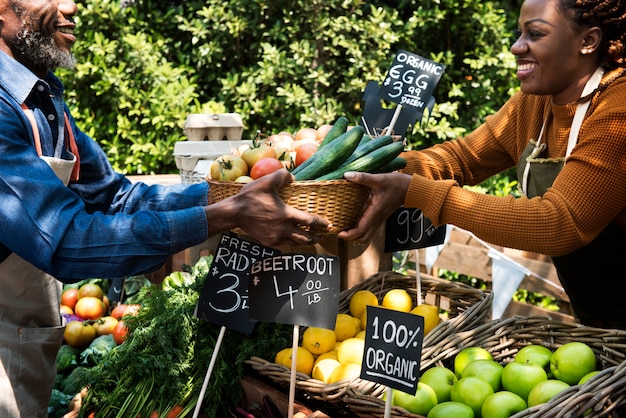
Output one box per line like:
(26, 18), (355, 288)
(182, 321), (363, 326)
(273, 288), (442, 384)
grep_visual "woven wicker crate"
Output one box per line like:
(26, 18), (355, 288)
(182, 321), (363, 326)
(345, 316), (626, 418)
(245, 271), (492, 415)
(208, 179), (370, 234)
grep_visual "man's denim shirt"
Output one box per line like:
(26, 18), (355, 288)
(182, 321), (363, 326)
(0, 51), (208, 281)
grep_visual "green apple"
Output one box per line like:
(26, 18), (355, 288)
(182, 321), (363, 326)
(451, 376), (494, 417)
(461, 359), (504, 392)
(393, 382), (438, 416)
(481, 391), (527, 418)
(501, 361), (548, 402)
(527, 379), (570, 407)
(427, 401), (475, 418)
(420, 366), (458, 403)
(515, 344), (553, 376)
(454, 346), (493, 378)
(578, 370), (600, 385)
(550, 342), (596, 385)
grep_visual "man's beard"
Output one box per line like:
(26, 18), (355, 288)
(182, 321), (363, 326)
(9, 24), (76, 73)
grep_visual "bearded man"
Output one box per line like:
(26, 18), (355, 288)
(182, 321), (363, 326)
(0, 1), (328, 416)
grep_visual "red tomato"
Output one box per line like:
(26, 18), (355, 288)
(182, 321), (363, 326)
(64, 321), (97, 348)
(110, 303), (128, 320)
(210, 154), (249, 181)
(93, 315), (119, 336)
(250, 157), (284, 179)
(74, 296), (107, 320)
(241, 143), (277, 170)
(77, 283), (104, 300)
(295, 142), (319, 167)
(113, 320), (129, 345)
(61, 288), (79, 310)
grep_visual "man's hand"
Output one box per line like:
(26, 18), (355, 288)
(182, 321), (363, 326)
(338, 171), (411, 242)
(206, 169), (332, 247)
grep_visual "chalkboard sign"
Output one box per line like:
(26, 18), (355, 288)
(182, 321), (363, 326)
(248, 254), (340, 330)
(378, 50), (445, 111)
(384, 207), (446, 253)
(195, 233), (280, 334)
(360, 306), (424, 394)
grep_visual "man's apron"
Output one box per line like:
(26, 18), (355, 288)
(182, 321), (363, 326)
(517, 68), (626, 329)
(0, 108), (78, 417)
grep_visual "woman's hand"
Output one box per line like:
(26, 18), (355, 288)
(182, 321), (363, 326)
(206, 169), (332, 247)
(338, 171), (412, 242)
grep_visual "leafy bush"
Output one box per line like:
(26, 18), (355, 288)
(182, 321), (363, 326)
(61, 0), (524, 179)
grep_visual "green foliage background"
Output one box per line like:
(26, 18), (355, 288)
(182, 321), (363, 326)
(60, 0), (524, 175)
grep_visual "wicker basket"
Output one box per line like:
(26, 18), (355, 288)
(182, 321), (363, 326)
(345, 316), (626, 418)
(208, 179), (370, 234)
(245, 271), (493, 415)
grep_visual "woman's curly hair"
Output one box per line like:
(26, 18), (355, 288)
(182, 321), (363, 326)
(560, 0), (626, 67)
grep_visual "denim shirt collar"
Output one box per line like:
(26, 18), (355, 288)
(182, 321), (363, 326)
(0, 49), (64, 105)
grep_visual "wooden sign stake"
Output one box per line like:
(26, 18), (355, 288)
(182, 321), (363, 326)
(193, 325), (226, 418)
(288, 324), (300, 418)
(384, 386), (393, 418)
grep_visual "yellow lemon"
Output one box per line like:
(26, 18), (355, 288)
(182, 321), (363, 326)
(360, 309), (368, 329)
(355, 330), (366, 339)
(329, 362), (362, 383)
(315, 351), (338, 365)
(334, 313), (361, 342)
(349, 290), (379, 318)
(274, 347), (291, 365)
(410, 303), (441, 335)
(382, 288), (413, 312)
(302, 326), (337, 356)
(278, 346), (315, 376)
(312, 358), (342, 383)
(337, 337), (365, 365)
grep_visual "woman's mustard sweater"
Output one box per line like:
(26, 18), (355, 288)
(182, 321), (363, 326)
(401, 69), (626, 256)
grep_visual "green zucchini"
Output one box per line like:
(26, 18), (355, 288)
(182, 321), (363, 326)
(316, 116), (349, 150)
(293, 126), (365, 181)
(314, 141), (405, 180)
(338, 135), (393, 168)
(373, 156), (407, 173)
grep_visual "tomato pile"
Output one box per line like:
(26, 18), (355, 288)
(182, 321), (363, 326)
(209, 124), (327, 182)
(61, 282), (139, 348)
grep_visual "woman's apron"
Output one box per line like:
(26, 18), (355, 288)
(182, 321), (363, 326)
(0, 108), (78, 417)
(517, 68), (626, 329)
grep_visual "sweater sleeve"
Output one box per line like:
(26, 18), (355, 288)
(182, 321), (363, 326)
(401, 80), (626, 256)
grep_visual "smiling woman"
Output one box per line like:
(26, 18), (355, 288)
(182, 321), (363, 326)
(339, 0), (626, 330)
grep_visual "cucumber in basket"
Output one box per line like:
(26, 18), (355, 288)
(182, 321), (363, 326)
(293, 125), (364, 181)
(314, 140), (405, 180)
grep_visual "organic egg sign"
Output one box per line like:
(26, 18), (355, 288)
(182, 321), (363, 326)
(248, 254), (340, 330)
(378, 49), (445, 111)
(361, 305), (424, 394)
(195, 233), (280, 334)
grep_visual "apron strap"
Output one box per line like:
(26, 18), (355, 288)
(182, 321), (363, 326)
(20, 104), (80, 182)
(521, 66), (604, 195)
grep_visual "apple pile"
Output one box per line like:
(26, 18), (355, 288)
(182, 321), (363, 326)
(209, 125), (330, 182)
(391, 342), (599, 418)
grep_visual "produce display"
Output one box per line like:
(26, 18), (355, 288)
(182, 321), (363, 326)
(208, 116), (407, 183)
(385, 342), (598, 417)
(50, 257), (294, 418)
(346, 316), (626, 418)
